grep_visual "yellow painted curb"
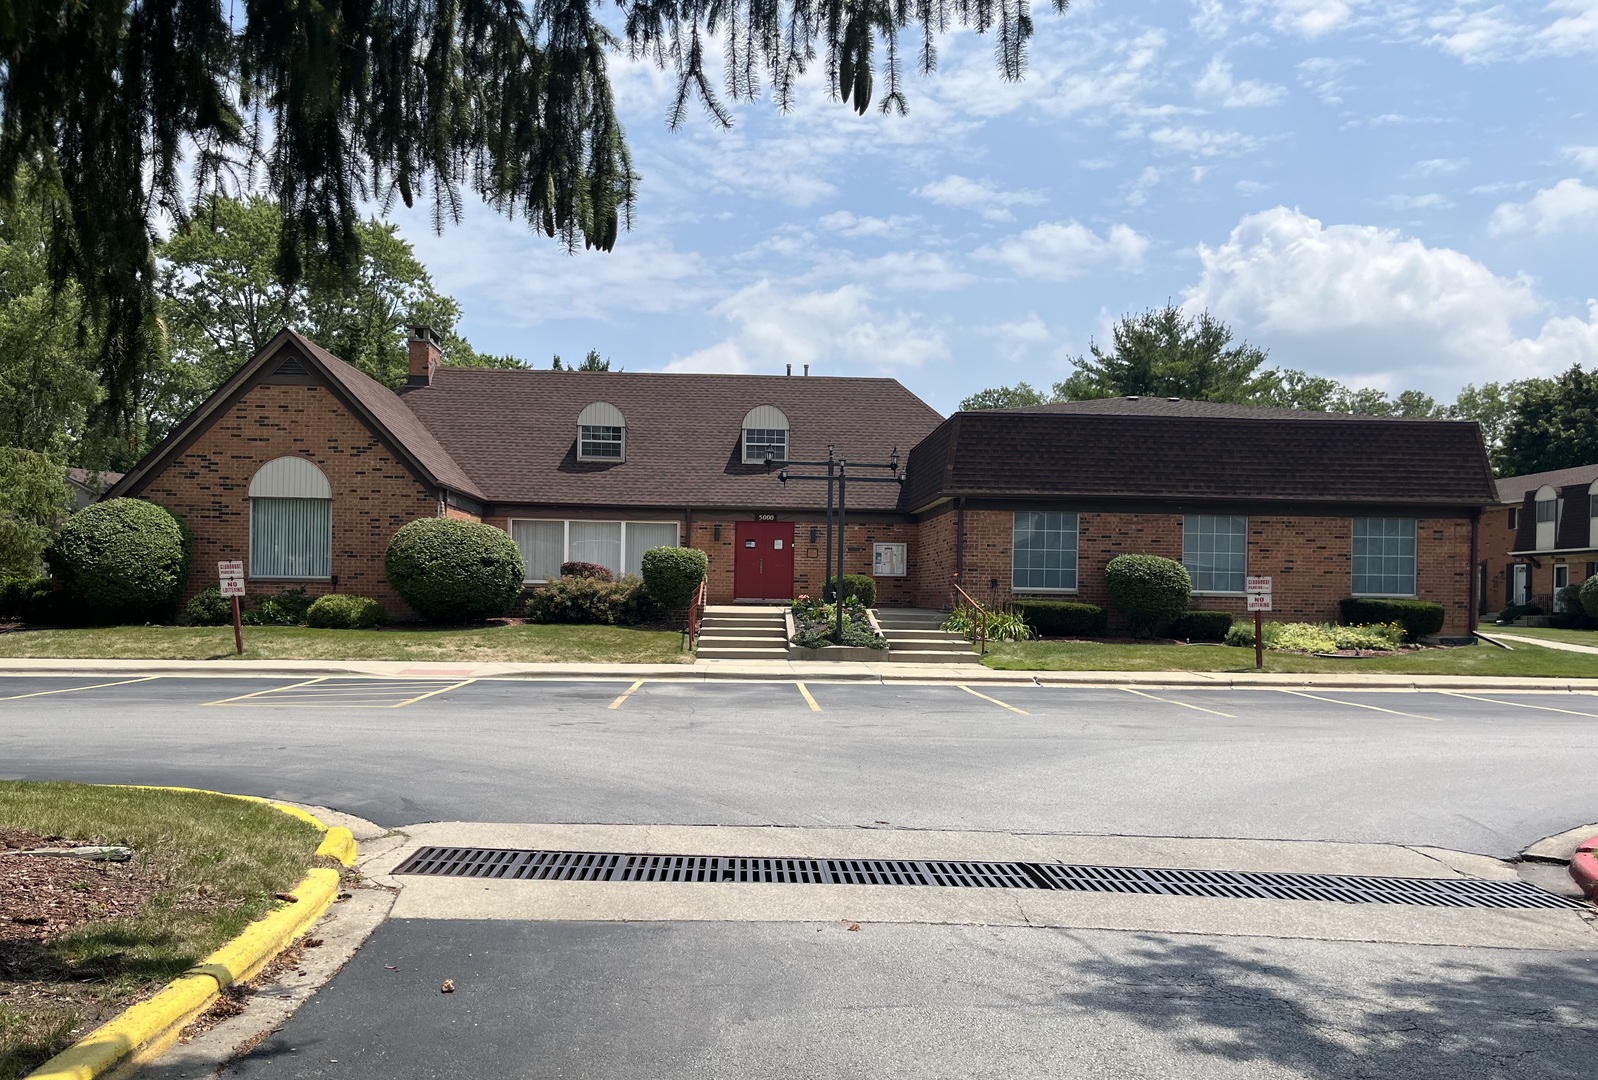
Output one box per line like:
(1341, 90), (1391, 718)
(24, 788), (356, 1080)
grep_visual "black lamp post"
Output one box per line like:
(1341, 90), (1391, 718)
(774, 447), (905, 644)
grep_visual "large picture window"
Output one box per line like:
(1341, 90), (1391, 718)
(248, 457), (332, 579)
(1183, 515), (1248, 593)
(1012, 511), (1078, 591)
(1351, 517), (1416, 597)
(509, 520), (681, 582)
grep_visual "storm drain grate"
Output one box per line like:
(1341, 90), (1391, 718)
(391, 847), (1589, 910)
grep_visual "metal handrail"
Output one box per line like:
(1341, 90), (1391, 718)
(686, 579), (708, 648)
(951, 579), (990, 656)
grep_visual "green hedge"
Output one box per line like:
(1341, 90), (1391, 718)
(385, 518), (524, 623)
(184, 586), (233, 626)
(242, 587), (313, 626)
(1338, 597), (1445, 640)
(306, 593), (387, 629)
(826, 574), (877, 607)
(46, 498), (187, 622)
(640, 546), (708, 608)
(1011, 599), (1107, 637)
(1171, 609), (1234, 642)
(1105, 554), (1191, 636)
(1580, 576), (1598, 620)
(524, 575), (656, 625)
(560, 561), (613, 582)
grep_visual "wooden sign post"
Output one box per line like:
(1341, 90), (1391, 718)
(1246, 576), (1272, 670)
(218, 561), (245, 656)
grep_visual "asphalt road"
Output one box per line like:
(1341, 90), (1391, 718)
(5, 673), (1597, 1079)
(2, 675), (1596, 855)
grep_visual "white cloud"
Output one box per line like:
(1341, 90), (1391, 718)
(816, 211), (913, 238)
(1236, 179), (1271, 196)
(976, 221), (1150, 280)
(1183, 207), (1597, 388)
(1195, 57), (1288, 107)
(1424, 8), (1524, 64)
(1564, 145), (1598, 173)
(665, 282), (947, 375)
(986, 313), (1053, 362)
(1539, 0), (1598, 56)
(1406, 157), (1468, 178)
(1270, 0), (1359, 37)
(1376, 193), (1454, 210)
(913, 175), (1046, 221)
(1489, 179), (1598, 236)
(1147, 125), (1262, 157)
(1122, 166), (1164, 207)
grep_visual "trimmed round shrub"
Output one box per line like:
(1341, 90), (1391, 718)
(1581, 575), (1598, 619)
(1011, 599), (1108, 637)
(560, 560), (614, 582)
(1337, 597), (1445, 641)
(47, 498), (187, 622)
(640, 546), (708, 608)
(306, 593), (387, 629)
(1104, 554), (1191, 636)
(385, 518), (524, 623)
(826, 573), (877, 607)
(524, 575), (656, 625)
(184, 586), (233, 626)
(1171, 609), (1234, 642)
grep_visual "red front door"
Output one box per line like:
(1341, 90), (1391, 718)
(734, 522), (795, 600)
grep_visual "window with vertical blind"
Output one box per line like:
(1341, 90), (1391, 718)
(509, 520), (681, 582)
(248, 457), (332, 579)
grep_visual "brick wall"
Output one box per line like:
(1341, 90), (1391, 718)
(1480, 504), (1517, 613)
(919, 508), (1477, 635)
(138, 381), (439, 618)
(914, 507), (958, 609)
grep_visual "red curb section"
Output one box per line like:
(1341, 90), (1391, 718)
(1572, 836), (1598, 900)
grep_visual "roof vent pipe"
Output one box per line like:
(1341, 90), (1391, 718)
(786, 363), (792, 376)
(804, 364), (810, 376)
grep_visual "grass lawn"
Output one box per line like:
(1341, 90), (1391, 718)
(0, 783), (326, 1079)
(983, 638), (1598, 677)
(0, 623), (691, 664)
(1480, 625), (1598, 648)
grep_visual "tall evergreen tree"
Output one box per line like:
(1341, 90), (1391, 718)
(0, 0), (1076, 441)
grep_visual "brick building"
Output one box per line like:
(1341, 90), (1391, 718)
(1480, 463), (1598, 616)
(107, 329), (1498, 633)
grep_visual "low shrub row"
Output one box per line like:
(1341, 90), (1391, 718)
(1337, 598), (1444, 640)
(1009, 600), (1108, 637)
(523, 575), (657, 625)
(183, 585), (388, 629)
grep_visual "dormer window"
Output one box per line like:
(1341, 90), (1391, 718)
(577, 402), (625, 462)
(742, 405), (790, 464)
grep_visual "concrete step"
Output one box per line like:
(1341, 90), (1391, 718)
(697, 635), (790, 650)
(883, 649), (981, 664)
(884, 639), (974, 653)
(699, 627), (786, 640)
(705, 605), (786, 614)
(696, 646), (791, 660)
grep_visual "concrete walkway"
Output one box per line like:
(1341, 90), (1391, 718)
(1488, 632), (1598, 656)
(1, 654), (1597, 690)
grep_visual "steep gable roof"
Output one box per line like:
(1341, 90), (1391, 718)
(1495, 463), (1598, 505)
(109, 329), (483, 501)
(399, 369), (943, 511)
(902, 408), (1498, 511)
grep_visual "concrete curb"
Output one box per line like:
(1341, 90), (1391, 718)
(24, 789), (356, 1080)
(1572, 836), (1598, 900)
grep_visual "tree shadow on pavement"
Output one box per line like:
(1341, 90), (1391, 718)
(1055, 934), (1598, 1078)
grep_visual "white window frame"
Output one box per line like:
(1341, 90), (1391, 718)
(743, 428), (788, 465)
(508, 519), (681, 583)
(1351, 517), (1418, 598)
(1011, 511), (1080, 593)
(1183, 514), (1248, 595)
(577, 424), (625, 462)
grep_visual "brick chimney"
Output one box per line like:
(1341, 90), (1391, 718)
(407, 326), (442, 387)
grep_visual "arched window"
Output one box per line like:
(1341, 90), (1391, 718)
(1534, 484), (1559, 552)
(249, 457), (332, 579)
(742, 405), (790, 464)
(577, 402), (625, 462)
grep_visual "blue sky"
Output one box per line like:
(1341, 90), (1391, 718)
(390, 0), (1598, 414)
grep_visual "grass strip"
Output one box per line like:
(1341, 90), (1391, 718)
(0, 783), (326, 1080)
(0, 624), (691, 664)
(983, 639), (1598, 676)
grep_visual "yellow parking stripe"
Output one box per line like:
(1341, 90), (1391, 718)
(1440, 691), (1598, 718)
(0, 675), (158, 701)
(1277, 688), (1441, 722)
(204, 677), (329, 706)
(958, 684), (1029, 715)
(388, 679), (475, 707)
(609, 679), (645, 710)
(1121, 687), (1236, 718)
(796, 682), (822, 712)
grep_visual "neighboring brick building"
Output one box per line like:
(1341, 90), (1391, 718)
(1481, 463), (1598, 616)
(108, 329), (1499, 634)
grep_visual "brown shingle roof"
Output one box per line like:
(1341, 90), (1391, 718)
(399, 369), (943, 511)
(1495, 463), (1598, 505)
(902, 409), (1497, 511)
(1011, 397), (1401, 419)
